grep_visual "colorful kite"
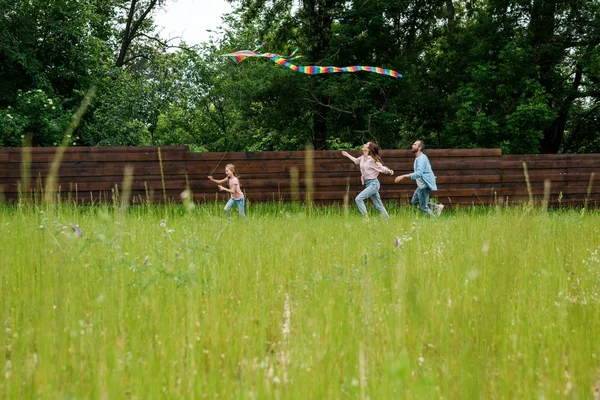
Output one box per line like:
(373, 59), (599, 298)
(224, 48), (402, 79)
(226, 47), (302, 63)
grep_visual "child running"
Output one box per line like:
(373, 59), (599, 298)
(341, 141), (394, 219)
(208, 164), (246, 219)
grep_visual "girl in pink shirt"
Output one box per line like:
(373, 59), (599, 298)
(341, 141), (394, 219)
(208, 164), (246, 219)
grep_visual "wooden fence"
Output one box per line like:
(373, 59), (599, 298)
(0, 146), (598, 207)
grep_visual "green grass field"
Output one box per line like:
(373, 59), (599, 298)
(1, 203), (600, 398)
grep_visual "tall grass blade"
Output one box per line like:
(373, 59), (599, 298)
(304, 144), (314, 207)
(120, 165), (134, 212)
(19, 143), (32, 205)
(343, 176), (350, 216)
(289, 167), (299, 204)
(522, 161), (533, 207)
(158, 147), (167, 204)
(541, 179), (551, 212)
(584, 172), (595, 213)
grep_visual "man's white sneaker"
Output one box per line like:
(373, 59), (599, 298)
(435, 204), (444, 217)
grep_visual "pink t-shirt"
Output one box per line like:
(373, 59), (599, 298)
(355, 155), (392, 184)
(228, 177), (244, 200)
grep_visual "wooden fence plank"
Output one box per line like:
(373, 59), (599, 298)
(501, 153), (600, 160)
(0, 146), (189, 154)
(1, 146), (599, 206)
(501, 159), (600, 169)
(184, 148), (503, 162)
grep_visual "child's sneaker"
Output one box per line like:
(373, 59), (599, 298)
(436, 204), (444, 217)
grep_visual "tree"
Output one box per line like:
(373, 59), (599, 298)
(0, 0), (118, 147)
(403, 0), (600, 153)
(224, 0), (421, 150)
(115, 0), (167, 68)
(526, 0), (600, 153)
(2, 0), (599, 153)
(0, 0), (113, 106)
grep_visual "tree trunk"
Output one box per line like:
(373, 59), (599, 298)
(116, 0), (159, 68)
(529, 0), (565, 153)
(540, 110), (568, 153)
(540, 63), (583, 153)
(445, 0), (455, 24)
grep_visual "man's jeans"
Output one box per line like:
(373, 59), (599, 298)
(411, 187), (436, 216)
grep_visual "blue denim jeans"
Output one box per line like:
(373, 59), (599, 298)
(411, 188), (436, 216)
(224, 198), (246, 218)
(356, 179), (389, 219)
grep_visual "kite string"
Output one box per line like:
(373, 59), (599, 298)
(209, 151), (228, 176)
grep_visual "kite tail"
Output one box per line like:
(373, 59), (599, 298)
(224, 49), (402, 78)
(270, 57), (402, 78)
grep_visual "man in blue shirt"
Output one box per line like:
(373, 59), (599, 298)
(395, 140), (444, 217)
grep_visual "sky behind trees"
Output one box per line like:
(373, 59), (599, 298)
(154, 0), (234, 46)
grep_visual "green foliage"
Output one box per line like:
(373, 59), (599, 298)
(82, 70), (158, 146)
(562, 99), (600, 153)
(1, 0), (599, 153)
(0, 0), (112, 105)
(0, 90), (72, 147)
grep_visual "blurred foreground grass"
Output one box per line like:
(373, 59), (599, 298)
(1, 203), (599, 398)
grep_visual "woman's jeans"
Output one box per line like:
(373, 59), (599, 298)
(355, 179), (389, 219)
(224, 198), (246, 218)
(411, 187), (435, 216)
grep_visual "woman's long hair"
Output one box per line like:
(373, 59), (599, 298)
(367, 141), (383, 163)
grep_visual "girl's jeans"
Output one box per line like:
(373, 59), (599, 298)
(411, 187), (435, 216)
(224, 198), (246, 218)
(355, 179), (389, 219)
